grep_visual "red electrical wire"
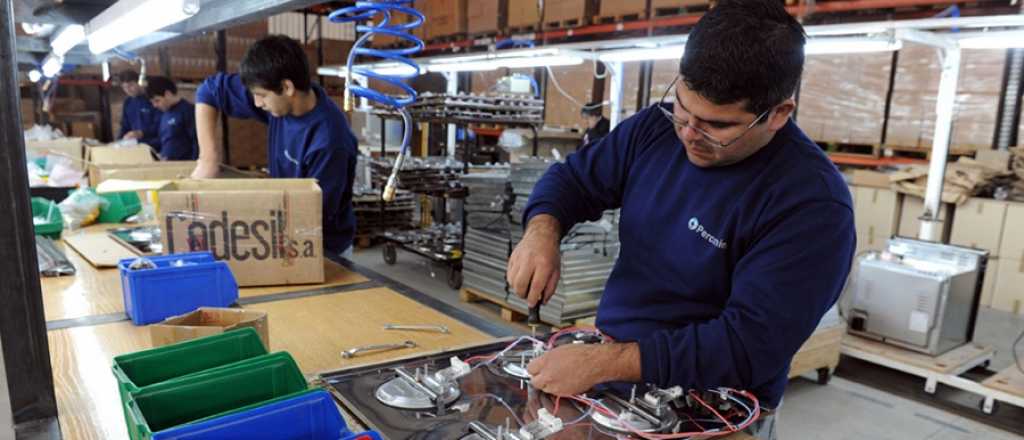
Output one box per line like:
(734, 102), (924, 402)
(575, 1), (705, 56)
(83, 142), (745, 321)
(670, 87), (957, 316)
(688, 391), (736, 432)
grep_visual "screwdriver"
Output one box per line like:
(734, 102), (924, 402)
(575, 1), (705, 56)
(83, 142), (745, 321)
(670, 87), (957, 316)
(528, 302), (541, 338)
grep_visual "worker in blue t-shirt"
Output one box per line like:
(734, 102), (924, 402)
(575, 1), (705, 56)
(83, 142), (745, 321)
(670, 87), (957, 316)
(507, 2), (855, 438)
(145, 76), (198, 161)
(192, 35), (357, 257)
(117, 70), (161, 150)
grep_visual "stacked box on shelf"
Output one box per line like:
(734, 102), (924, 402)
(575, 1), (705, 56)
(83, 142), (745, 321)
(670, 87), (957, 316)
(422, 0), (468, 41)
(992, 202), (1024, 314)
(888, 45), (1004, 152)
(543, 0), (591, 29)
(507, 0), (541, 30)
(467, 0), (503, 36)
(598, 0), (648, 19)
(800, 52), (891, 145)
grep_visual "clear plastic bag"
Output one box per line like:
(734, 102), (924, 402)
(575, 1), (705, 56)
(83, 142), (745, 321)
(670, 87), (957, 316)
(58, 188), (110, 230)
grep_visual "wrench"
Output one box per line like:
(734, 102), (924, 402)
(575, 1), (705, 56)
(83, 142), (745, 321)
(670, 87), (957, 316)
(341, 340), (417, 359)
(383, 324), (450, 334)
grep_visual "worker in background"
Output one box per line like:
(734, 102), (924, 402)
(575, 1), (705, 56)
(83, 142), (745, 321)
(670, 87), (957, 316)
(191, 35), (358, 257)
(506, 1), (854, 438)
(579, 102), (609, 148)
(117, 70), (161, 150)
(145, 76), (198, 161)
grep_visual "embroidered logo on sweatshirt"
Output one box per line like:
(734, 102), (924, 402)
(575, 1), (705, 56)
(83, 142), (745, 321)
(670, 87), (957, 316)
(688, 217), (728, 250)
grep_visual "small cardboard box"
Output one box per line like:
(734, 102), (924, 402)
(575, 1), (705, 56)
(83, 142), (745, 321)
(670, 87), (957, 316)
(852, 186), (902, 241)
(850, 170), (892, 189)
(991, 258), (1024, 315)
(157, 179), (325, 287)
(1000, 202), (1024, 261)
(150, 307), (269, 348)
(949, 198), (1008, 256)
(91, 161), (196, 187)
(507, 0), (541, 28)
(467, 0), (502, 35)
(87, 145), (157, 186)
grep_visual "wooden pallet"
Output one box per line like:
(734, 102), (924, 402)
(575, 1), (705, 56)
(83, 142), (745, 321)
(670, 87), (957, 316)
(818, 141), (882, 158)
(842, 335), (993, 376)
(789, 324), (845, 383)
(654, 5), (711, 17)
(504, 25), (539, 35)
(426, 33), (467, 45)
(981, 366), (1024, 413)
(460, 286), (526, 323)
(467, 31), (500, 41)
(595, 13), (645, 25)
(884, 145), (978, 159)
(544, 18), (586, 30)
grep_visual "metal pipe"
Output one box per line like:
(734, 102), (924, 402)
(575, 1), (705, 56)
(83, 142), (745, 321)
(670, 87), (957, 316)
(608, 61), (624, 129)
(445, 72), (458, 159)
(920, 46), (961, 242)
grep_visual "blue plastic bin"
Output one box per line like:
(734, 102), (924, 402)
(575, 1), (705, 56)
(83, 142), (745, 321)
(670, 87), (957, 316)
(150, 389), (380, 440)
(119, 252), (238, 325)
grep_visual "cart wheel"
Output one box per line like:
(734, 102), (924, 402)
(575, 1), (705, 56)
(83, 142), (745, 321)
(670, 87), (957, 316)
(383, 244), (397, 265)
(980, 360), (991, 370)
(447, 267), (463, 290)
(980, 399), (1000, 415)
(816, 368), (832, 385)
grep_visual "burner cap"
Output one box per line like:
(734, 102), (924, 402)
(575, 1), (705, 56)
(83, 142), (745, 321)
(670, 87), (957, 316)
(589, 397), (678, 435)
(495, 349), (541, 379)
(375, 375), (461, 410)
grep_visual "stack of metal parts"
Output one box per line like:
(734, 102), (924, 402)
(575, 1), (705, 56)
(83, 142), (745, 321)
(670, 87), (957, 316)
(461, 158), (621, 325)
(461, 167), (512, 230)
(509, 157), (555, 224)
(402, 92), (544, 124)
(352, 190), (416, 236)
(370, 157), (466, 196)
(382, 223), (464, 260)
(36, 236), (75, 277)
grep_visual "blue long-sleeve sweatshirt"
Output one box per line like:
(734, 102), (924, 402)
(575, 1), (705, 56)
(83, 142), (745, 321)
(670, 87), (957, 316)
(524, 104), (855, 408)
(157, 99), (198, 161)
(196, 73), (358, 254)
(119, 95), (162, 150)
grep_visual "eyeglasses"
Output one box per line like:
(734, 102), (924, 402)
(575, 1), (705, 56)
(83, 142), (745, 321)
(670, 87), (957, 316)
(658, 76), (772, 149)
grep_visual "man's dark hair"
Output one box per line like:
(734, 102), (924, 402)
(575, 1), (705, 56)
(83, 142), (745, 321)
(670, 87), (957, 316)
(580, 102), (604, 117)
(145, 76), (177, 99)
(240, 35), (312, 94)
(117, 70), (139, 83)
(679, 0), (806, 116)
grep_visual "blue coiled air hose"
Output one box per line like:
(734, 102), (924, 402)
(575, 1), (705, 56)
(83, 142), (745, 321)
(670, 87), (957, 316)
(329, 1), (424, 202)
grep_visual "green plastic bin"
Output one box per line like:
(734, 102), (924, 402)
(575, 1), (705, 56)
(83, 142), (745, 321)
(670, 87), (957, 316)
(31, 197), (63, 239)
(125, 351), (308, 440)
(98, 191), (142, 223)
(112, 328), (268, 440)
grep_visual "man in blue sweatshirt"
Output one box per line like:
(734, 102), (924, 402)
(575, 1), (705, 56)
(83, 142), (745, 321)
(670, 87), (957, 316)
(117, 70), (161, 149)
(191, 35), (358, 256)
(509, 1), (854, 436)
(145, 76), (198, 161)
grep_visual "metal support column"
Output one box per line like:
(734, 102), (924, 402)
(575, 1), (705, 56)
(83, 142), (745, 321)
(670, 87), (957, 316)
(636, 61), (652, 111)
(921, 45), (961, 242)
(216, 29), (231, 165)
(444, 72), (458, 158)
(99, 83), (113, 143)
(994, 48), (1023, 149)
(0, 0), (59, 426)
(608, 62), (625, 129)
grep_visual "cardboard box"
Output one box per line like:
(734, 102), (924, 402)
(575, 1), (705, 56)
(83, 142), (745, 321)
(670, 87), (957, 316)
(507, 0), (541, 28)
(651, 0), (709, 9)
(1001, 202), (1024, 261)
(25, 138), (85, 169)
(852, 186), (902, 241)
(87, 145), (157, 186)
(91, 161), (198, 187)
(423, 0), (468, 40)
(980, 259), (999, 308)
(158, 179), (325, 287)
(850, 170), (891, 189)
(898, 196), (953, 242)
(467, 0), (502, 35)
(150, 307), (269, 348)
(975, 149), (1012, 171)
(991, 258), (1024, 314)
(949, 198), (1008, 256)
(544, 0), (589, 27)
(599, 0), (647, 18)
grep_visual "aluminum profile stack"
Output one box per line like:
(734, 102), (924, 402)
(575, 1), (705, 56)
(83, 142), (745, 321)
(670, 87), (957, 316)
(509, 158), (555, 224)
(463, 167), (512, 230)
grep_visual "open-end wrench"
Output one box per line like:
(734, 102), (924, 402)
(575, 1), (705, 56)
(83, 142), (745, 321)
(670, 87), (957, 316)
(341, 340), (417, 359)
(383, 324), (450, 334)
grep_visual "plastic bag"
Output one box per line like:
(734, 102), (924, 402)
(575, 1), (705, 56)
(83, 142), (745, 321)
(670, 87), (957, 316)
(58, 188), (109, 230)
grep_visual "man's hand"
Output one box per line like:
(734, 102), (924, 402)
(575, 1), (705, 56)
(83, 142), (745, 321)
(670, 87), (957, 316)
(122, 130), (142, 140)
(507, 214), (562, 307)
(527, 342), (642, 396)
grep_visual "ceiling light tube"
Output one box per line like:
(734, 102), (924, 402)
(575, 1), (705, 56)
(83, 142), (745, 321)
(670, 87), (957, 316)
(957, 31), (1024, 49)
(50, 25), (86, 57)
(598, 46), (685, 63)
(86, 0), (200, 54)
(428, 55), (584, 73)
(804, 37), (903, 55)
(42, 55), (63, 78)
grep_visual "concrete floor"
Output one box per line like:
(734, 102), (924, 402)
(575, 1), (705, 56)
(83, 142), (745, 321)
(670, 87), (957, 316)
(352, 247), (1024, 439)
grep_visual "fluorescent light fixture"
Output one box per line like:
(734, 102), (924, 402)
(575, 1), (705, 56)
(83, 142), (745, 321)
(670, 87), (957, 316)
(42, 55), (63, 78)
(598, 45), (685, 63)
(28, 69), (43, 83)
(102, 61), (111, 82)
(428, 55), (584, 72)
(21, 23), (56, 37)
(86, 0), (200, 54)
(804, 37), (902, 55)
(50, 25), (85, 56)
(957, 31), (1024, 49)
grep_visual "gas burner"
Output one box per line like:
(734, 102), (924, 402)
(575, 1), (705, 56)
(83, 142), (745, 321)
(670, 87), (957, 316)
(464, 412), (563, 440)
(495, 349), (543, 379)
(589, 386), (682, 435)
(374, 357), (470, 413)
